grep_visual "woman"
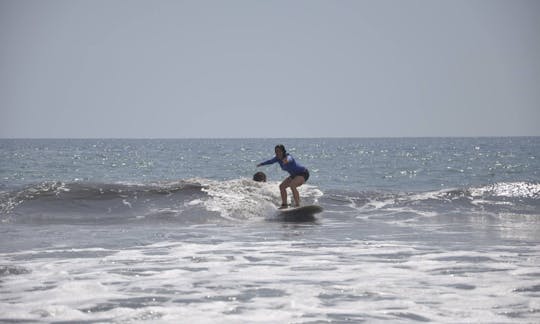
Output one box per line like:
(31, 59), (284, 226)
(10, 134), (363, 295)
(257, 144), (310, 209)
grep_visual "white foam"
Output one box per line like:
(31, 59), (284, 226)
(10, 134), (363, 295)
(186, 199), (203, 206)
(121, 199), (132, 208)
(198, 178), (323, 221)
(2, 240), (538, 322)
(470, 182), (540, 199)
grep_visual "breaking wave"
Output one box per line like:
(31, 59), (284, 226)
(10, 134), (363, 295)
(1, 180), (538, 225)
(320, 181), (540, 220)
(0, 179), (323, 225)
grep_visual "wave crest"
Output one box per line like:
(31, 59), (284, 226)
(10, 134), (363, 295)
(0, 178), (323, 225)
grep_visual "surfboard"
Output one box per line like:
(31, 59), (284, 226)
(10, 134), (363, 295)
(276, 205), (323, 222)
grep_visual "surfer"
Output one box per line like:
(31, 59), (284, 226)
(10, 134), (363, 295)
(253, 171), (267, 182)
(257, 144), (310, 209)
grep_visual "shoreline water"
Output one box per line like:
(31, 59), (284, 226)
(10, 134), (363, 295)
(1, 137), (539, 322)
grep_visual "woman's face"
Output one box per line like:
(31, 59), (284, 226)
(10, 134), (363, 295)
(275, 147), (284, 159)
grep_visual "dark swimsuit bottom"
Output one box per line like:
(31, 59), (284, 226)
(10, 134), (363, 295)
(289, 169), (310, 182)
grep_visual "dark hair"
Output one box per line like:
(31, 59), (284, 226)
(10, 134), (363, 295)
(275, 144), (286, 155)
(253, 171), (267, 182)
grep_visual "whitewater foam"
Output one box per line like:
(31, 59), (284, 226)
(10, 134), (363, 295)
(469, 181), (540, 199)
(2, 239), (539, 323)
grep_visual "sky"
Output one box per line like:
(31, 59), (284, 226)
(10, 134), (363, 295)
(1, 0), (539, 138)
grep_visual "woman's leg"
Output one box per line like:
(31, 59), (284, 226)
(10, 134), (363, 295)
(279, 177), (292, 207)
(289, 176), (305, 207)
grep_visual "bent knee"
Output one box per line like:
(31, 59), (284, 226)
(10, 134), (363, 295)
(290, 183), (302, 190)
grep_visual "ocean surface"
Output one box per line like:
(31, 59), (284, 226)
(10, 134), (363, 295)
(1, 137), (539, 323)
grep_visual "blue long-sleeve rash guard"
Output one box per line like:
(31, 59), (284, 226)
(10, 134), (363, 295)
(259, 154), (307, 177)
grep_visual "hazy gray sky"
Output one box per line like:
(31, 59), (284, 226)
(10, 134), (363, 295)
(1, 0), (539, 138)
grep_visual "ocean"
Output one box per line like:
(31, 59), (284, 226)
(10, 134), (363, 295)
(1, 137), (539, 323)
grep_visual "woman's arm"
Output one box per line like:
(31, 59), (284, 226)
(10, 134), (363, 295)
(257, 156), (278, 167)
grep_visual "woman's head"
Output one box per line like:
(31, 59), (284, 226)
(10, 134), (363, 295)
(274, 144), (286, 158)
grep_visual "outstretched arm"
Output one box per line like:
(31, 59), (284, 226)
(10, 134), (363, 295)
(257, 156), (278, 167)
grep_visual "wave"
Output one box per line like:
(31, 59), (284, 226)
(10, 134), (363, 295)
(0, 179), (323, 225)
(320, 181), (540, 220)
(1, 180), (538, 225)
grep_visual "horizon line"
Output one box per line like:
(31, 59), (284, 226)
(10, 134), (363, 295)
(1, 135), (539, 140)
